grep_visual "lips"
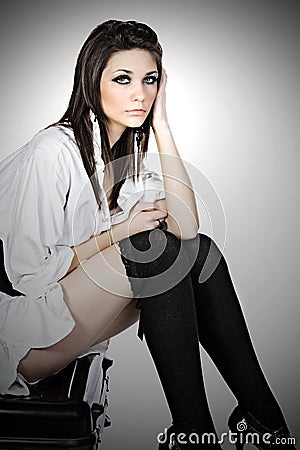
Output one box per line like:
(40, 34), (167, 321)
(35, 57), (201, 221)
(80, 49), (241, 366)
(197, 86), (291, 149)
(126, 109), (146, 116)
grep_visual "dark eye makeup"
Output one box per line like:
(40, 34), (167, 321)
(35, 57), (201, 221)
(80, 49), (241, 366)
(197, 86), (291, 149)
(144, 76), (158, 85)
(112, 75), (158, 85)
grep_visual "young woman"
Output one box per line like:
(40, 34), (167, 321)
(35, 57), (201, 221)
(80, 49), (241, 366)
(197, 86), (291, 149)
(0, 20), (296, 449)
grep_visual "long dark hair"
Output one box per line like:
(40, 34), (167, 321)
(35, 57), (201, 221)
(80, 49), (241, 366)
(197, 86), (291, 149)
(57, 20), (162, 210)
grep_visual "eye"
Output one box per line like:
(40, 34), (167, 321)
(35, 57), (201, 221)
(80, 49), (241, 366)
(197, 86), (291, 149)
(112, 75), (131, 84)
(143, 76), (158, 85)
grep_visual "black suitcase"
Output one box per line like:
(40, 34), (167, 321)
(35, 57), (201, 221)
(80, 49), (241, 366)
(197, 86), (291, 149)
(0, 353), (113, 449)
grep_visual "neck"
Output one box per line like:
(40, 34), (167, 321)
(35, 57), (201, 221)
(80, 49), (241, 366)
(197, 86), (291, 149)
(107, 124), (126, 148)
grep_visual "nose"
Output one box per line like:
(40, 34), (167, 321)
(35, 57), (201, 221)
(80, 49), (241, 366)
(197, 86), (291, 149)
(131, 81), (145, 102)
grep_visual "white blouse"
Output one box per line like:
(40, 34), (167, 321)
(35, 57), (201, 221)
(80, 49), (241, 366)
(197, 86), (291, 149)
(0, 123), (165, 395)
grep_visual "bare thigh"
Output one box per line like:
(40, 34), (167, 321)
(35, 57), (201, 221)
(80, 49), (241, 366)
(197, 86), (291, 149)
(18, 243), (138, 382)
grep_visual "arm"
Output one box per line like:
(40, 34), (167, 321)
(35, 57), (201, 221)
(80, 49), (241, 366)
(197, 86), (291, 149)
(152, 69), (199, 240)
(6, 152), (75, 298)
(66, 201), (167, 274)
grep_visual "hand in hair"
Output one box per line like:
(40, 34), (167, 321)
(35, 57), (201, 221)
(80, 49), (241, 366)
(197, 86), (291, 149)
(152, 68), (169, 132)
(150, 68), (200, 239)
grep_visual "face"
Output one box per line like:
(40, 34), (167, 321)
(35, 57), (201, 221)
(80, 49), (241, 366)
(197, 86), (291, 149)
(100, 49), (158, 142)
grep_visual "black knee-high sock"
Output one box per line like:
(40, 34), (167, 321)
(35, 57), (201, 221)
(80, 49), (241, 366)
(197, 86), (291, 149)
(118, 230), (217, 437)
(185, 233), (285, 430)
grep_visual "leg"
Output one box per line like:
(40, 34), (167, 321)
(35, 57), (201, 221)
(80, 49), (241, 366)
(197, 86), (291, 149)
(186, 233), (286, 430)
(119, 229), (221, 448)
(90, 299), (140, 345)
(18, 243), (138, 382)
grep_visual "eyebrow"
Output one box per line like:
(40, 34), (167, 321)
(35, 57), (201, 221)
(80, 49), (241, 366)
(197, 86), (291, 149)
(113, 69), (158, 75)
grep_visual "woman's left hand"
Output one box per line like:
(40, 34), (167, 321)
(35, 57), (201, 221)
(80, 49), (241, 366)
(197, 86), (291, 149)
(152, 68), (169, 132)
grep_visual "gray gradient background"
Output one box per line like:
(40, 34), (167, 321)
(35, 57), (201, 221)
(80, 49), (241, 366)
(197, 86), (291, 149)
(0, 1), (299, 448)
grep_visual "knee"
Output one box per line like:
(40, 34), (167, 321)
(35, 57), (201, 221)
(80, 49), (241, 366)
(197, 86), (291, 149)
(121, 230), (195, 300)
(128, 229), (180, 251)
(119, 229), (185, 277)
(17, 358), (40, 384)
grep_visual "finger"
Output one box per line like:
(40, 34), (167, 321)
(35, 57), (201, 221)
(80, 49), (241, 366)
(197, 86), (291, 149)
(133, 202), (155, 212)
(160, 68), (167, 85)
(146, 209), (168, 221)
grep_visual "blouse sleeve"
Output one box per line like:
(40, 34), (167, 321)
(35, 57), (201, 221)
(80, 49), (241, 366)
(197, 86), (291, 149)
(110, 159), (166, 226)
(138, 160), (166, 203)
(4, 150), (74, 300)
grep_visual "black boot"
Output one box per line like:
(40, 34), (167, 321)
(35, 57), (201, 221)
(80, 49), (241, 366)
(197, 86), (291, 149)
(228, 405), (297, 450)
